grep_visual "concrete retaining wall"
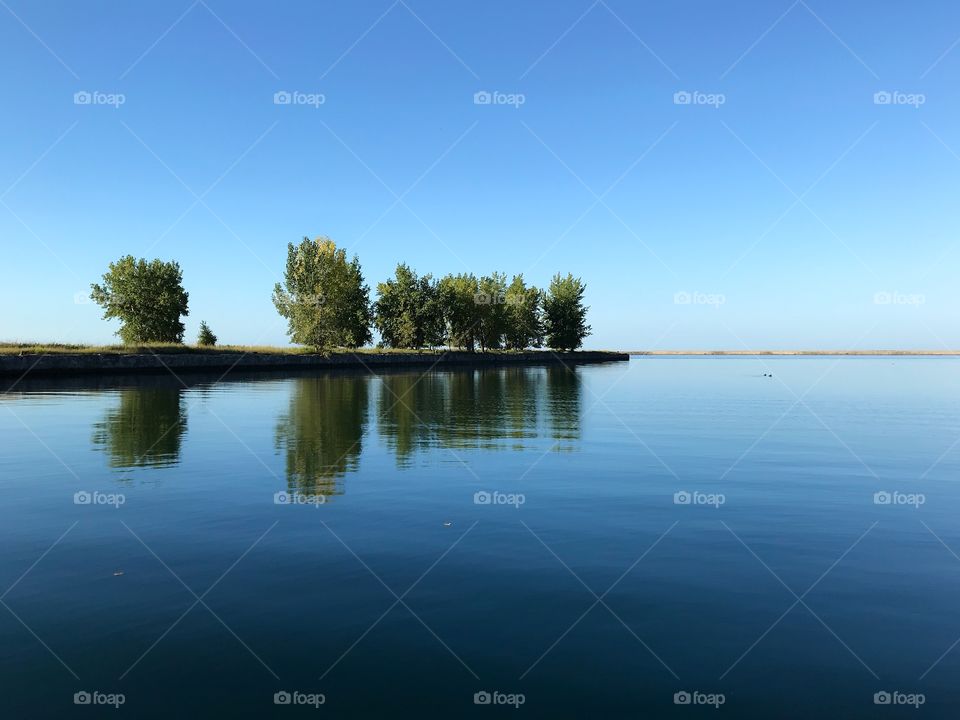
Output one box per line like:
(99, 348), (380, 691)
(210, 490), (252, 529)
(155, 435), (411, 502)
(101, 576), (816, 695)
(0, 350), (629, 378)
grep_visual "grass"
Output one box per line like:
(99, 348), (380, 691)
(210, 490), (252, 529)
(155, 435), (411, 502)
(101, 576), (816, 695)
(0, 343), (553, 356)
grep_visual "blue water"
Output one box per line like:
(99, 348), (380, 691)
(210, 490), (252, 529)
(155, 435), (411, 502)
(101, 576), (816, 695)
(1, 357), (959, 718)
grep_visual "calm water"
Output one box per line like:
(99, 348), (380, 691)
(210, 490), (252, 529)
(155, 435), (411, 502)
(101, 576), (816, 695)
(2, 357), (960, 718)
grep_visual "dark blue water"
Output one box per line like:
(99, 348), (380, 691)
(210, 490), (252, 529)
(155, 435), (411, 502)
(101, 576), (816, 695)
(2, 357), (959, 718)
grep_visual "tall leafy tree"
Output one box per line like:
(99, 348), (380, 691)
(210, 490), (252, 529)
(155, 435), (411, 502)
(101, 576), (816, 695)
(272, 237), (372, 351)
(438, 273), (480, 350)
(374, 264), (444, 348)
(503, 274), (544, 350)
(90, 255), (189, 344)
(543, 273), (591, 351)
(475, 272), (508, 351)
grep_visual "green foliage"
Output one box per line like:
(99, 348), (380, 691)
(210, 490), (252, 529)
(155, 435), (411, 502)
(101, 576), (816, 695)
(543, 273), (592, 351)
(373, 264), (445, 349)
(475, 272), (508, 351)
(90, 255), (189, 344)
(437, 273), (480, 350)
(196, 321), (217, 347)
(272, 237), (373, 351)
(503, 274), (544, 350)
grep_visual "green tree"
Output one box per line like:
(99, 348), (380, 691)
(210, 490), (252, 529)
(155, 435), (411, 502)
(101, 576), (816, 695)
(374, 264), (444, 349)
(272, 237), (372, 351)
(438, 273), (480, 350)
(475, 272), (508, 351)
(196, 321), (217, 347)
(503, 274), (544, 350)
(543, 273), (591, 351)
(90, 256), (189, 344)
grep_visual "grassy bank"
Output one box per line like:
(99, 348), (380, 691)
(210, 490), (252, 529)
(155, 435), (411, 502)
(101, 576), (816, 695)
(0, 343), (494, 356)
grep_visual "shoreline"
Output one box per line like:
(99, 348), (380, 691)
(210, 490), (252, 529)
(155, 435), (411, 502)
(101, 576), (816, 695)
(0, 350), (629, 378)
(628, 350), (960, 356)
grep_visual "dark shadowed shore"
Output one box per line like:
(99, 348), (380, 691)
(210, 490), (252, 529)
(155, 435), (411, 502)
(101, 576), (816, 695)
(0, 350), (629, 378)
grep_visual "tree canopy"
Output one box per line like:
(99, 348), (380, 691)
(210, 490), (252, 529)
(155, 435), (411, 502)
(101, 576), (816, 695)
(272, 237), (372, 351)
(373, 263), (444, 349)
(90, 255), (189, 344)
(89, 239), (592, 353)
(543, 273), (592, 352)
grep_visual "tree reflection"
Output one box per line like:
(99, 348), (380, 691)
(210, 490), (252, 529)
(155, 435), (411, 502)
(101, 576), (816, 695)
(544, 366), (582, 450)
(377, 366), (581, 464)
(93, 388), (186, 468)
(274, 374), (369, 496)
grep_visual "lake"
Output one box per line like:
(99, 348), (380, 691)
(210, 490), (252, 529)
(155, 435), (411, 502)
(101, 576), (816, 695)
(1, 357), (959, 718)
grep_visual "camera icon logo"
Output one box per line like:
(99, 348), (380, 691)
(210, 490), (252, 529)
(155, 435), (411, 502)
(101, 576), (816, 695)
(674, 691), (691, 705)
(474, 691), (492, 705)
(873, 91), (892, 105)
(274, 90), (292, 105)
(474, 491), (492, 505)
(673, 491), (691, 505)
(274, 491), (290, 505)
(673, 291), (691, 305)
(874, 491), (891, 505)
(474, 91), (492, 105)
(74, 91), (92, 105)
(74, 491), (92, 505)
(73, 691), (92, 705)
(673, 91), (692, 105)
(274, 691), (292, 705)
(874, 691), (891, 705)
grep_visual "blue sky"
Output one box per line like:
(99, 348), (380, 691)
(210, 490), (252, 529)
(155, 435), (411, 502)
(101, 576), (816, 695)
(1, 0), (959, 349)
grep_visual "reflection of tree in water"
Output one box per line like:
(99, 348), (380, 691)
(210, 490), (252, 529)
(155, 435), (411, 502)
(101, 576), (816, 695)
(378, 367), (582, 465)
(378, 373), (447, 467)
(274, 375), (369, 496)
(93, 388), (186, 468)
(544, 366), (582, 450)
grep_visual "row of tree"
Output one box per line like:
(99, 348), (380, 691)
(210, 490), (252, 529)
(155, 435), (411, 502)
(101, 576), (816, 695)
(91, 237), (591, 351)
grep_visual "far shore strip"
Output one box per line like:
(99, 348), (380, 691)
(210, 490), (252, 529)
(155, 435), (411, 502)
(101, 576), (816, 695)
(627, 350), (960, 356)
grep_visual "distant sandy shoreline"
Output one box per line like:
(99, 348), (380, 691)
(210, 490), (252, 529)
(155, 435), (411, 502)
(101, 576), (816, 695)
(626, 350), (960, 356)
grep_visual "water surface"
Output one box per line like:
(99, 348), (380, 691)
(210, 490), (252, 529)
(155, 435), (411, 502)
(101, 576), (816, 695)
(2, 358), (959, 718)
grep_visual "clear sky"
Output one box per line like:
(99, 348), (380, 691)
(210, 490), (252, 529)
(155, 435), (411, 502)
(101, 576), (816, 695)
(1, 0), (958, 349)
